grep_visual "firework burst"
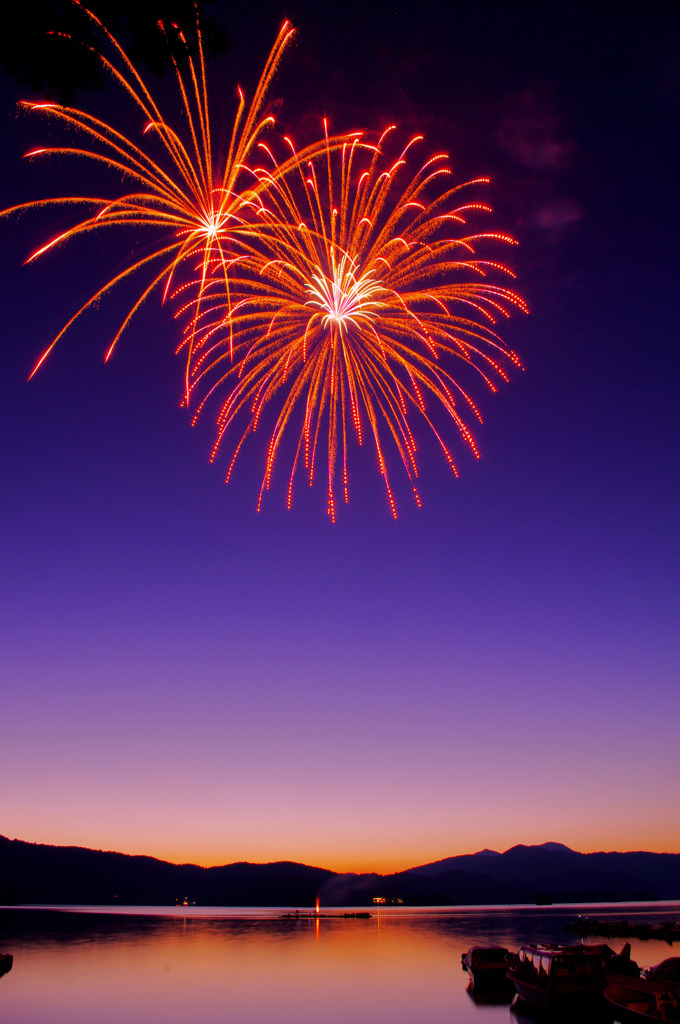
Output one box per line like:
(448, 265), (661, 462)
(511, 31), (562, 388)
(181, 126), (528, 519)
(1, 4), (340, 395)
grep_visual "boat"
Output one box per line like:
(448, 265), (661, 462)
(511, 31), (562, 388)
(461, 945), (512, 986)
(644, 959), (680, 991)
(0, 953), (12, 979)
(507, 944), (609, 1008)
(605, 981), (680, 1022)
(593, 941), (642, 979)
(461, 946), (515, 1003)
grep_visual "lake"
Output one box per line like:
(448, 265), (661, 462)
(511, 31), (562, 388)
(1, 902), (679, 1023)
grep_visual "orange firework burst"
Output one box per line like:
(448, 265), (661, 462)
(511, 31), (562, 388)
(180, 126), (528, 519)
(0, 4), (339, 395)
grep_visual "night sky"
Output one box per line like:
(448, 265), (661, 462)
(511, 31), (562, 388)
(1, 0), (678, 873)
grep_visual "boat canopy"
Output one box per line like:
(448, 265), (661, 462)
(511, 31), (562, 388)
(517, 946), (605, 978)
(647, 958), (680, 984)
(466, 947), (509, 969)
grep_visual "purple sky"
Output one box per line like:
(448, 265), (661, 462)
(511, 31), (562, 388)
(1, 0), (678, 872)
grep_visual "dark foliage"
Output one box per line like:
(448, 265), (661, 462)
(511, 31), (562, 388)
(0, 0), (229, 104)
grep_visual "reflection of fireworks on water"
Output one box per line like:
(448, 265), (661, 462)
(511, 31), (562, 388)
(181, 127), (528, 519)
(1, 7), (339, 396)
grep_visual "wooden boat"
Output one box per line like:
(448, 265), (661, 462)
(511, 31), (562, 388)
(0, 953), (12, 979)
(507, 944), (608, 1008)
(605, 981), (680, 1022)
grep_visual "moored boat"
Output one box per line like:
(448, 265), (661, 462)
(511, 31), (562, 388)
(605, 981), (680, 1022)
(461, 945), (512, 987)
(644, 959), (680, 992)
(507, 944), (608, 1008)
(593, 941), (642, 979)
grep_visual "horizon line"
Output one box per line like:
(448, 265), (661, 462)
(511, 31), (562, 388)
(5, 834), (680, 874)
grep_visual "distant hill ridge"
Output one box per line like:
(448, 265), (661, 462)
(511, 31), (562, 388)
(1, 835), (679, 906)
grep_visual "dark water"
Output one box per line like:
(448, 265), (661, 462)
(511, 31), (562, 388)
(1, 902), (678, 1023)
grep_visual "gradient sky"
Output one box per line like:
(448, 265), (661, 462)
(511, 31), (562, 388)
(1, 0), (678, 874)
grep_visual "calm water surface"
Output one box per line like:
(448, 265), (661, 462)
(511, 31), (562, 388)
(1, 902), (679, 1023)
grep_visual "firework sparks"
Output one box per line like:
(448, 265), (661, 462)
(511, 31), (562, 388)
(181, 127), (527, 519)
(1, 5), (340, 396)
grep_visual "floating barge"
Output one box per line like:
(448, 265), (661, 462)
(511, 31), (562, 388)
(280, 910), (370, 919)
(566, 917), (680, 941)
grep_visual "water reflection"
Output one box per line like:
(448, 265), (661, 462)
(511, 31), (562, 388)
(466, 981), (515, 1006)
(0, 904), (678, 1024)
(510, 999), (612, 1024)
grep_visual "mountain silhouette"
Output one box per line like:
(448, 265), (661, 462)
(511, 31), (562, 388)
(1, 835), (678, 906)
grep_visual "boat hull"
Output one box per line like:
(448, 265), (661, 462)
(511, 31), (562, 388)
(461, 946), (513, 991)
(605, 981), (680, 1023)
(508, 970), (604, 1009)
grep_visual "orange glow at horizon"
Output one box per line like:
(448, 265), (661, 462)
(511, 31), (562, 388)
(9, 826), (680, 877)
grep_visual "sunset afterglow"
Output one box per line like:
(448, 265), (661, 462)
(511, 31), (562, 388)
(0, 0), (677, 878)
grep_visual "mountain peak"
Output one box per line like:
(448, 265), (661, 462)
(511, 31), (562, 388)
(503, 841), (575, 855)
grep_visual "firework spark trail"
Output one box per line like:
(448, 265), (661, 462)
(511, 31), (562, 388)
(180, 127), (528, 519)
(0, 5), (346, 396)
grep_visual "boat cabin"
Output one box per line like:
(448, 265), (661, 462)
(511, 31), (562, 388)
(508, 944), (606, 1008)
(517, 945), (604, 977)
